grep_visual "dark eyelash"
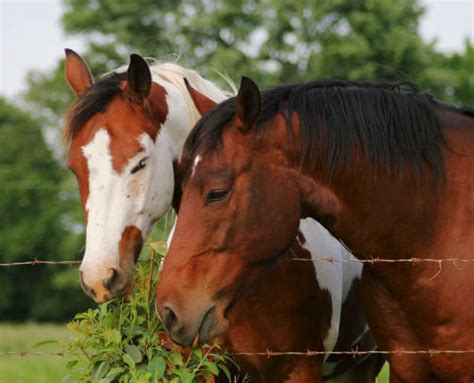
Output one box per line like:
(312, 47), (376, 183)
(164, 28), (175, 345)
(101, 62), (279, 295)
(131, 158), (147, 174)
(205, 189), (229, 204)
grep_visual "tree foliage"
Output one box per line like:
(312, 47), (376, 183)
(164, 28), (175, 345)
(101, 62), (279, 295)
(24, 0), (473, 136)
(0, 97), (91, 321)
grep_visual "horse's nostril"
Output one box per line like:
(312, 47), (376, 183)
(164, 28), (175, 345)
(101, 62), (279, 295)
(198, 306), (217, 344)
(162, 305), (178, 332)
(102, 268), (120, 291)
(79, 271), (97, 299)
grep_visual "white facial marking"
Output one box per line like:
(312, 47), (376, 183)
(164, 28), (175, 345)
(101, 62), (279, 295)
(191, 155), (202, 178)
(166, 221), (177, 249)
(298, 218), (343, 359)
(79, 128), (174, 287)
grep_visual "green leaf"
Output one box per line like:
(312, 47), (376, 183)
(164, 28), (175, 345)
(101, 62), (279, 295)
(33, 339), (59, 348)
(218, 363), (232, 381)
(148, 355), (166, 380)
(203, 360), (219, 375)
(123, 353), (136, 369)
(124, 344), (143, 363)
(177, 369), (195, 383)
(65, 359), (78, 370)
(148, 241), (167, 255)
(93, 362), (110, 379)
(169, 351), (183, 366)
(105, 367), (124, 380)
(192, 348), (203, 360)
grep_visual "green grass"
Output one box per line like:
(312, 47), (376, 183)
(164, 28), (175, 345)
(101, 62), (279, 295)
(0, 323), (70, 383)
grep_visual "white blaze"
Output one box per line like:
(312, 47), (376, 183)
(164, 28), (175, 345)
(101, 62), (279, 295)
(191, 155), (202, 178)
(80, 128), (174, 286)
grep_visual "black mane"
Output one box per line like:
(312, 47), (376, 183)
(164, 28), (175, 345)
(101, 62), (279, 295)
(64, 72), (126, 142)
(183, 79), (463, 180)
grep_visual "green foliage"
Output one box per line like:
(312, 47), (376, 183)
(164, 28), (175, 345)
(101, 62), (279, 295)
(0, 97), (91, 321)
(64, 243), (233, 382)
(425, 40), (474, 105)
(23, 0), (473, 144)
(57, 0), (472, 100)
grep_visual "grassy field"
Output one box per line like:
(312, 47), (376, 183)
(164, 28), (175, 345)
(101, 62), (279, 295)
(0, 323), (70, 383)
(0, 323), (389, 382)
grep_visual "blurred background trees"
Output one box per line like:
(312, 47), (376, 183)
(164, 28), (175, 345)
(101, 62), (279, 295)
(0, 97), (90, 321)
(1, 0), (473, 321)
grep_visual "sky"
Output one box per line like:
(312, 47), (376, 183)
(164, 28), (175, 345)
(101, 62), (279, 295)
(0, 0), (473, 99)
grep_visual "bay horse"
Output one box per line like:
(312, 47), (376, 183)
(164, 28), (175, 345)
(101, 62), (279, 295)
(220, 218), (384, 382)
(156, 76), (474, 382)
(64, 51), (383, 381)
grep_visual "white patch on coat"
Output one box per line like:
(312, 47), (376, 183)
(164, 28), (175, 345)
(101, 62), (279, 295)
(149, 64), (230, 160)
(298, 218), (343, 360)
(339, 248), (363, 303)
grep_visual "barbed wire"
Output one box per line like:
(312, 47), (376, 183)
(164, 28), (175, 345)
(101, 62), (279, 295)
(0, 259), (81, 267)
(0, 351), (64, 357)
(289, 257), (474, 264)
(233, 348), (474, 357)
(2, 257), (474, 268)
(0, 185), (76, 190)
(0, 258), (160, 267)
(3, 348), (474, 359)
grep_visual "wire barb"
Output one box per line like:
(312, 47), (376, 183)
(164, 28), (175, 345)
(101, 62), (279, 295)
(233, 348), (474, 357)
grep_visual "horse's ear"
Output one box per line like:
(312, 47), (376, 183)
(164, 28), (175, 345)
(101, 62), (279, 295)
(127, 54), (152, 100)
(64, 49), (93, 96)
(184, 78), (217, 116)
(236, 76), (261, 131)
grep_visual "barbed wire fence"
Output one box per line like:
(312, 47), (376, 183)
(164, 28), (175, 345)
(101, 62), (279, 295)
(1, 255), (473, 360)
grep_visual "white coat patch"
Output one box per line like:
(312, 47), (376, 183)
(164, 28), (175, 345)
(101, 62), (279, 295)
(298, 218), (343, 360)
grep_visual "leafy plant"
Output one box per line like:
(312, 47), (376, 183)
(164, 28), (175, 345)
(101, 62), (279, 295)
(63, 242), (234, 382)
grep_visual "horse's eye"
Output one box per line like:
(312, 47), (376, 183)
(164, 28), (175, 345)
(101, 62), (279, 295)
(131, 158), (147, 174)
(205, 189), (229, 204)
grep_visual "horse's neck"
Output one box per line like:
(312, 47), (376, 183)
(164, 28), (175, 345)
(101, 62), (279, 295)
(150, 68), (228, 161)
(288, 136), (439, 262)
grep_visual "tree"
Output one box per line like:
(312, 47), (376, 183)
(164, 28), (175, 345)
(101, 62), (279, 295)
(25, 0), (472, 135)
(59, 0), (436, 85)
(0, 97), (91, 321)
(424, 40), (474, 106)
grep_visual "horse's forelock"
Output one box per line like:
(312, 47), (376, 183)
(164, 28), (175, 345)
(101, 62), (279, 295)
(64, 72), (126, 145)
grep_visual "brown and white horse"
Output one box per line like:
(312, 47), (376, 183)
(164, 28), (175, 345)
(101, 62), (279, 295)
(156, 77), (474, 382)
(64, 52), (382, 381)
(64, 50), (227, 302)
